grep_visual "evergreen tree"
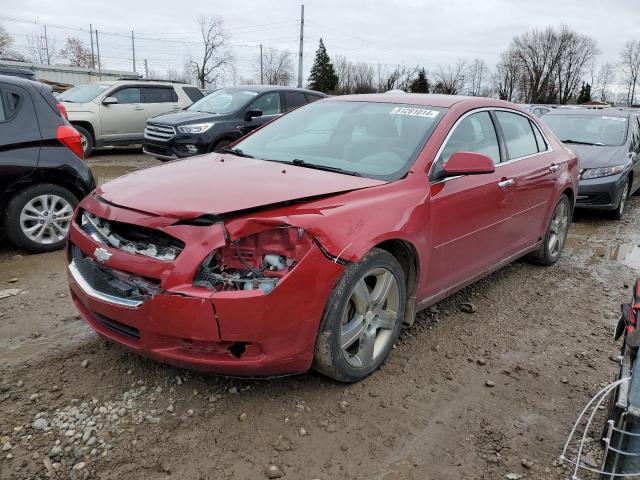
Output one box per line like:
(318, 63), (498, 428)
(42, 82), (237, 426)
(577, 82), (592, 103)
(409, 68), (430, 93)
(308, 39), (338, 93)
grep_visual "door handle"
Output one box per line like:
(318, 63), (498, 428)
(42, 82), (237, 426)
(498, 178), (515, 189)
(549, 164), (560, 172)
(133, 106), (144, 111)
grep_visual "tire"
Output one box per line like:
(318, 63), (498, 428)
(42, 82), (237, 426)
(4, 184), (78, 253)
(211, 139), (232, 153)
(73, 125), (93, 158)
(528, 194), (572, 266)
(313, 248), (406, 382)
(607, 179), (630, 220)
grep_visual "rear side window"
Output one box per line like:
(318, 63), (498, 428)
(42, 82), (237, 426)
(530, 120), (547, 152)
(284, 91), (306, 111)
(304, 93), (322, 103)
(113, 87), (141, 104)
(0, 89), (22, 122)
(440, 111), (501, 165)
(143, 87), (177, 103)
(183, 87), (204, 102)
(495, 111), (539, 159)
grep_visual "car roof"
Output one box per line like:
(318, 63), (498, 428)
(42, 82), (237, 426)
(225, 85), (326, 96)
(0, 74), (41, 89)
(544, 107), (634, 117)
(323, 93), (520, 109)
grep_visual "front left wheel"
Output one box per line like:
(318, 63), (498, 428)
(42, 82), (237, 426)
(313, 248), (406, 382)
(4, 184), (78, 253)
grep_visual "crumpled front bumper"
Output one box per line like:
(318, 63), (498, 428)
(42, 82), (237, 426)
(67, 195), (345, 376)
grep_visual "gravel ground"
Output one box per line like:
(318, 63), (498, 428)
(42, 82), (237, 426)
(1, 148), (639, 480)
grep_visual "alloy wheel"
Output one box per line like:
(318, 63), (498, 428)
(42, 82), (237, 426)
(19, 195), (74, 245)
(340, 267), (400, 368)
(548, 201), (570, 257)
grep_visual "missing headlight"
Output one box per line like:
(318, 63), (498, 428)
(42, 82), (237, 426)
(194, 227), (312, 293)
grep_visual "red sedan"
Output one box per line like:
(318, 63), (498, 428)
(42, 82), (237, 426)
(67, 94), (578, 382)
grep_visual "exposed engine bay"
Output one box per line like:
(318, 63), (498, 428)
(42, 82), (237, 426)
(80, 211), (184, 261)
(194, 227), (314, 293)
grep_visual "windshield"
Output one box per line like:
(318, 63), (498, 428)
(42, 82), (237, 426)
(544, 113), (628, 146)
(233, 101), (446, 180)
(187, 88), (259, 114)
(58, 83), (110, 103)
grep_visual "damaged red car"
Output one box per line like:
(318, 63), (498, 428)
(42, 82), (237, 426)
(67, 94), (578, 382)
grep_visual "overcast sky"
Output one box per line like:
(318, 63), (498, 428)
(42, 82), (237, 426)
(2, 0), (640, 84)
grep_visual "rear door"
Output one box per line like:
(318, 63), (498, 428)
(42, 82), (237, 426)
(428, 110), (511, 297)
(239, 91), (283, 136)
(142, 86), (181, 119)
(0, 82), (40, 199)
(100, 86), (146, 140)
(493, 110), (558, 254)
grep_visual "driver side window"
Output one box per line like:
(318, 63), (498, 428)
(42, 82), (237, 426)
(439, 111), (501, 165)
(250, 92), (281, 116)
(112, 88), (141, 104)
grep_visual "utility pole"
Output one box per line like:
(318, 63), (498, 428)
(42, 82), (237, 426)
(297, 4), (304, 88)
(89, 24), (95, 69)
(95, 29), (102, 80)
(260, 43), (263, 84)
(144, 59), (148, 79)
(131, 30), (136, 73)
(43, 25), (50, 65)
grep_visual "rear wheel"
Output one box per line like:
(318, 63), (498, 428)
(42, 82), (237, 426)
(73, 125), (93, 158)
(4, 184), (78, 253)
(313, 248), (406, 382)
(528, 194), (571, 266)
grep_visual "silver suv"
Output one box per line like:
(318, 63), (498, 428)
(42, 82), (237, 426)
(58, 80), (203, 157)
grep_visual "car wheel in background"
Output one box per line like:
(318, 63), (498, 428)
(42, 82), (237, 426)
(608, 179), (630, 220)
(4, 184), (78, 253)
(313, 248), (406, 382)
(528, 194), (571, 266)
(74, 125), (93, 158)
(212, 139), (232, 152)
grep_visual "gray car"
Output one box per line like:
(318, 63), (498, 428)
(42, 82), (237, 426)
(543, 108), (640, 219)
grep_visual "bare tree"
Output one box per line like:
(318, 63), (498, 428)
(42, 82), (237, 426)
(351, 62), (375, 93)
(60, 37), (93, 68)
(433, 59), (467, 94)
(554, 26), (600, 104)
(26, 31), (57, 65)
(468, 58), (488, 96)
(620, 39), (640, 106)
(190, 16), (233, 89)
(0, 24), (23, 60)
(256, 47), (294, 86)
(590, 62), (616, 103)
(334, 55), (354, 94)
(493, 51), (520, 101)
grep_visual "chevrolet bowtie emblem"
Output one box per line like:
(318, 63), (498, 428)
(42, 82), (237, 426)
(94, 247), (112, 263)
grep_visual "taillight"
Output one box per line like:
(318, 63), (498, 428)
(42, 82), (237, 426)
(56, 125), (84, 160)
(56, 102), (68, 119)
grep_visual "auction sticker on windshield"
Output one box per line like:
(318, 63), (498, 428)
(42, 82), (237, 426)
(390, 107), (440, 118)
(601, 116), (627, 122)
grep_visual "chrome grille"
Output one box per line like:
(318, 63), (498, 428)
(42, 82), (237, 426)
(144, 123), (175, 141)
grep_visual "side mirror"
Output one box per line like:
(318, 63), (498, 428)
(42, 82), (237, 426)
(103, 96), (118, 105)
(441, 151), (495, 178)
(244, 109), (263, 122)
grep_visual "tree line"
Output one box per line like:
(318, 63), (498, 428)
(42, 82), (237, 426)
(2, 18), (640, 106)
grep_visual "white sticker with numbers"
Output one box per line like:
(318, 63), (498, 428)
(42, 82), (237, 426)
(390, 107), (440, 118)
(601, 116), (626, 122)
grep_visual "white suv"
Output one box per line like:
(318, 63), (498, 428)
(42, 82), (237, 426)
(58, 80), (203, 157)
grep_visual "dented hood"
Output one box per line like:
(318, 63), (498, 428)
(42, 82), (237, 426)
(96, 154), (387, 218)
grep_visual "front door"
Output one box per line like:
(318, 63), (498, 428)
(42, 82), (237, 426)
(427, 110), (513, 298)
(239, 91), (283, 136)
(100, 87), (147, 141)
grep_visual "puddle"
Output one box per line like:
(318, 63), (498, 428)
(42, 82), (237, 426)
(566, 221), (640, 270)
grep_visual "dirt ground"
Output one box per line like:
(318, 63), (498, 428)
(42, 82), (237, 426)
(1, 147), (639, 480)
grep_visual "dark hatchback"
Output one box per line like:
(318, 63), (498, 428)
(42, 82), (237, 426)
(0, 75), (95, 252)
(142, 85), (325, 161)
(543, 108), (640, 219)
